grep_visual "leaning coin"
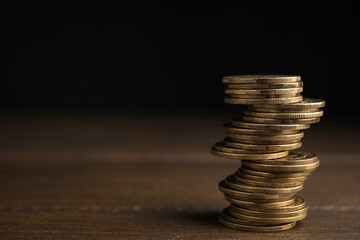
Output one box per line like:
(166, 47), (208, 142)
(240, 167), (310, 178)
(220, 208), (267, 226)
(224, 96), (303, 105)
(248, 106), (320, 113)
(211, 145), (289, 160)
(230, 204), (308, 218)
(242, 160), (320, 172)
(236, 170), (307, 185)
(243, 195), (307, 212)
(243, 115), (321, 124)
(225, 87), (303, 95)
(228, 93), (300, 99)
(222, 75), (301, 84)
(226, 132), (304, 141)
(223, 122), (300, 135)
(232, 119), (310, 130)
(226, 82), (303, 89)
(224, 195), (295, 208)
(251, 151), (318, 165)
(235, 175), (304, 188)
(225, 138), (302, 152)
(253, 98), (326, 110)
(244, 110), (323, 119)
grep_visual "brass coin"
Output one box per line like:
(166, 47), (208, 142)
(253, 98), (326, 110)
(240, 167), (310, 178)
(228, 93), (300, 99)
(222, 75), (301, 84)
(219, 180), (292, 200)
(242, 160), (320, 173)
(228, 207), (306, 225)
(251, 151), (318, 165)
(230, 138), (301, 145)
(211, 145), (289, 160)
(224, 96), (303, 105)
(225, 175), (303, 194)
(237, 169), (307, 183)
(219, 212), (297, 232)
(243, 115), (321, 124)
(249, 106), (320, 113)
(226, 132), (304, 141)
(225, 87), (303, 95)
(224, 122), (300, 136)
(213, 141), (277, 154)
(235, 175), (304, 188)
(232, 119), (310, 130)
(244, 110), (324, 119)
(226, 82), (303, 89)
(243, 195), (307, 212)
(230, 203), (308, 218)
(220, 208), (267, 226)
(224, 195), (295, 208)
(225, 138), (302, 152)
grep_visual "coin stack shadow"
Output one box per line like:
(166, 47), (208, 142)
(211, 75), (325, 232)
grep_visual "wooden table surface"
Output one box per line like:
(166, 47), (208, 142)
(0, 114), (359, 239)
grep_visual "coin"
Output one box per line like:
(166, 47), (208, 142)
(236, 170), (307, 184)
(228, 207), (306, 225)
(251, 151), (318, 165)
(240, 167), (310, 178)
(249, 106), (320, 113)
(243, 195), (307, 212)
(230, 203), (308, 218)
(223, 122), (300, 135)
(222, 75), (301, 84)
(253, 98), (326, 110)
(232, 119), (310, 130)
(211, 145), (289, 160)
(242, 160), (320, 172)
(226, 82), (303, 89)
(228, 93), (300, 99)
(224, 195), (295, 208)
(219, 211), (297, 232)
(225, 175), (303, 194)
(224, 96), (303, 105)
(225, 138), (302, 151)
(225, 87), (303, 95)
(220, 208), (266, 226)
(226, 132), (304, 141)
(243, 115), (321, 124)
(244, 110), (323, 119)
(235, 175), (303, 188)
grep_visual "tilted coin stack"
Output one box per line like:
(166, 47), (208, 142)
(211, 75), (325, 232)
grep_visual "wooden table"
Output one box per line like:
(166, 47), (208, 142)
(0, 114), (359, 239)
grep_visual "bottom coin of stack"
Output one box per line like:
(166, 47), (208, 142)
(216, 151), (318, 232)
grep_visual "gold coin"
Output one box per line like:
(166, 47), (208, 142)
(226, 82), (303, 89)
(222, 75), (301, 84)
(232, 119), (310, 130)
(225, 138), (302, 152)
(224, 96), (303, 105)
(224, 122), (300, 136)
(235, 175), (304, 188)
(249, 106), (320, 113)
(251, 151), (318, 165)
(240, 167), (310, 178)
(224, 195), (295, 208)
(211, 145), (289, 160)
(236, 169), (307, 183)
(220, 208), (267, 226)
(213, 141), (277, 154)
(230, 203), (308, 218)
(244, 110), (324, 119)
(225, 175), (303, 194)
(228, 207), (306, 225)
(226, 132), (304, 141)
(242, 160), (320, 172)
(243, 195), (307, 212)
(230, 138), (301, 145)
(253, 98), (326, 110)
(225, 87), (303, 95)
(228, 93), (300, 99)
(219, 180), (291, 200)
(243, 115), (320, 124)
(219, 211), (297, 232)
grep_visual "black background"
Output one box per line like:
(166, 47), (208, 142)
(7, 2), (360, 119)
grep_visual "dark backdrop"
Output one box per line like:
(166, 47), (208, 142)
(7, 2), (360, 118)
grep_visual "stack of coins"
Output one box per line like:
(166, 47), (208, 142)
(211, 75), (325, 232)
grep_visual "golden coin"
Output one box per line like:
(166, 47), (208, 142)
(219, 180), (291, 200)
(225, 87), (303, 95)
(222, 75), (301, 84)
(226, 132), (304, 141)
(228, 207), (306, 225)
(253, 98), (326, 110)
(243, 195), (307, 212)
(243, 115), (320, 124)
(224, 96), (303, 105)
(225, 175), (303, 194)
(251, 151), (318, 165)
(219, 212), (297, 232)
(223, 122), (300, 136)
(211, 145), (289, 160)
(249, 106), (320, 113)
(220, 208), (267, 226)
(213, 141), (277, 154)
(228, 93), (300, 99)
(230, 203), (308, 218)
(237, 169), (307, 183)
(224, 195), (295, 208)
(240, 167), (310, 178)
(235, 175), (303, 188)
(226, 82), (303, 89)
(225, 138), (302, 152)
(230, 138), (301, 145)
(242, 160), (320, 172)
(244, 110), (324, 119)
(232, 119), (310, 130)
